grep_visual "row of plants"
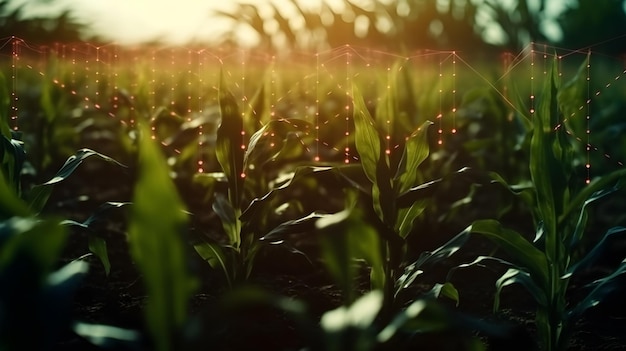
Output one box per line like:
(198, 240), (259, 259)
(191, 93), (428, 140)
(1, 52), (626, 351)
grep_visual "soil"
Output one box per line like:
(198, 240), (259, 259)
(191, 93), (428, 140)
(46, 160), (626, 351)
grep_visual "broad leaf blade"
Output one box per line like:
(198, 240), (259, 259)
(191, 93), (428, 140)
(27, 149), (125, 214)
(216, 73), (245, 209)
(470, 220), (548, 290)
(495, 268), (547, 312)
(529, 59), (568, 262)
(395, 121), (432, 194)
(0, 168), (30, 219)
(353, 85), (394, 223)
(317, 206), (384, 302)
(568, 259), (626, 321)
(212, 192), (240, 248)
(564, 226), (626, 279)
(194, 241), (232, 288)
(397, 228), (470, 294)
(88, 236), (111, 276)
(395, 199), (427, 239)
(128, 127), (196, 351)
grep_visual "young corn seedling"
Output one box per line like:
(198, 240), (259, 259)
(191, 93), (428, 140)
(0, 96), (125, 275)
(193, 73), (336, 287)
(327, 82), (472, 318)
(458, 56), (626, 351)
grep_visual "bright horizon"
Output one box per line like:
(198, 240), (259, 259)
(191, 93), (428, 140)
(8, 0), (569, 47)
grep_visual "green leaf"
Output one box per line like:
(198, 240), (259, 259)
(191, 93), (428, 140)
(557, 53), (589, 134)
(0, 168), (30, 219)
(127, 126), (196, 351)
(193, 241), (232, 288)
(192, 172), (227, 205)
(317, 205), (384, 302)
(568, 182), (621, 248)
(27, 149), (125, 214)
(1, 136), (26, 195)
(488, 171), (534, 205)
(212, 192), (240, 248)
(61, 202), (130, 276)
(353, 85), (393, 223)
(561, 168), (626, 225)
(529, 59), (568, 262)
(216, 73), (245, 209)
(396, 167), (472, 207)
(494, 268), (547, 312)
(260, 211), (328, 242)
(563, 226), (626, 279)
(0, 72), (11, 138)
(395, 199), (427, 239)
(425, 282), (460, 306)
(395, 121), (432, 194)
(240, 166), (342, 222)
(243, 118), (311, 172)
(353, 85), (385, 185)
(242, 78), (268, 133)
(0, 217), (67, 278)
(73, 322), (141, 349)
(88, 236), (111, 276)
(378, 299), (462, 341)
(321, 290), (383, 331)
(470, 220), (548, 290)
(321, 290), (383, 351)
(567, 259), (626, 321)
(397, 228), (470, 294)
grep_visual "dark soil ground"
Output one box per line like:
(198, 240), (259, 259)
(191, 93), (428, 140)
(47, 160), (626, 351)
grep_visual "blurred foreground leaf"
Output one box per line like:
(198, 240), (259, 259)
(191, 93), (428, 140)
(127, 126), (196, 351)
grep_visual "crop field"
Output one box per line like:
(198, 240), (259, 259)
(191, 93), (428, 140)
(2, 36), (626, 351)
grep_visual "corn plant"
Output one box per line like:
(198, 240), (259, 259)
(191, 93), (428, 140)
(457, 57), (626, 351)
(1, 101), (126, 275)
(192, 73), (337, 287)
(344, 84), (470, 316)
(0, 131), (136, 351)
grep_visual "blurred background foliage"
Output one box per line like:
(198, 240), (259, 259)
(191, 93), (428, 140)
(212, 0), (626, 54)
(0, 0), (625, 53)
(0, 0), (84, 44)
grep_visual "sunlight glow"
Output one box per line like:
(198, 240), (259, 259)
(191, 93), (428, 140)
(8, 0), (569, 46)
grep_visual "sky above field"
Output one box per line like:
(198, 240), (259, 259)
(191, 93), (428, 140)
(10, 0), (569, 46)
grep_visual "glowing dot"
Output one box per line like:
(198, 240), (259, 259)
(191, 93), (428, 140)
(586, 179), (590, 184)
(241, 145), (246, 149)
(314, 156), (320, 162)
(452, 129), (457, 134)
(438, 140), (442, 145)
(240, 173), (246, 178)
(586, 164), (590, 169)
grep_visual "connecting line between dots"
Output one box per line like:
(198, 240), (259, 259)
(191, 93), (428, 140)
(5, 39), (626, 169)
